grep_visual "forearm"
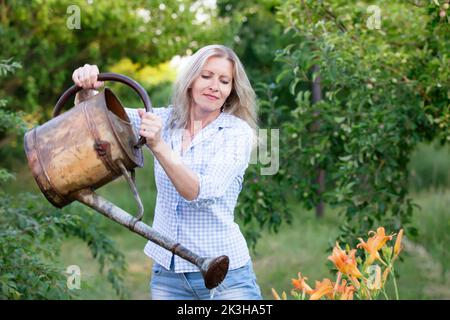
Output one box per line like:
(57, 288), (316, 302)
(151, 141), (200, 201)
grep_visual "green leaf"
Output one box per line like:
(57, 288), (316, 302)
(334, 117), (346, 124)
(339, 155), (352, 162)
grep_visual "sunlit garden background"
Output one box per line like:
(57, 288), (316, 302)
(1, 0), (449, 299)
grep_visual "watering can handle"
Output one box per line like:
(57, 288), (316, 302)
(52, 72), (152, 148)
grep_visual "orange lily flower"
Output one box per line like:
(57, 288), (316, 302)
(335, 279), (355, 300)
(340, 286), (355, 300)
(369, 227), (395, 250)
(271, 288), (288, 300)
(394, 229), (404, 259)
(334, 278), (346, 293)
(357, 227), (394, 264)
(292, 272), (313, 294)
(328, 242), (362, 278)
(357, 238), (380, 265)
(309, 278), (335, 300)
(271, 288), (281, 300)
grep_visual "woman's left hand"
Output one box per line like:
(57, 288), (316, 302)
(138, 109), (163, 150)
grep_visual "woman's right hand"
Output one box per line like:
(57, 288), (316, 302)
(72, 64), (104, 89)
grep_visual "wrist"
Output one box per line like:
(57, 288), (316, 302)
(148, 139), (165, 154)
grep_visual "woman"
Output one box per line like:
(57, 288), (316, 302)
(72, 44), (262, 300)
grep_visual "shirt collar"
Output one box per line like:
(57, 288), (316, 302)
(171, 112), (236, 156)
(212, 111), (235, 129)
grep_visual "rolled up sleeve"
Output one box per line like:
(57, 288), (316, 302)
(125, 107), (169, 139)
(125, 107), (142, 137)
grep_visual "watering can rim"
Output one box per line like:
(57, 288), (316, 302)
(100, 87), (144, 169)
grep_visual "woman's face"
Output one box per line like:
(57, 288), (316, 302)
(190, 56), (233, 114)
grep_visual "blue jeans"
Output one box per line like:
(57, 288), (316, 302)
(150, 258), (263, 300)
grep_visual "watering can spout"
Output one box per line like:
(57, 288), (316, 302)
(74, 188), (230, 289)
(200, 256), (230, 289)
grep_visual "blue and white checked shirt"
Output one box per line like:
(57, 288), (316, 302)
(125, 106), (255, 272)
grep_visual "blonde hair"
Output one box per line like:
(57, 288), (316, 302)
(168, 44), (257, 130)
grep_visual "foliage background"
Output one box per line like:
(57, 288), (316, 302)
(0, 0), (449, 299)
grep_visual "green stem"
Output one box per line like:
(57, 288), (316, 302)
(359, 277), (372, 300)
(378, 257), (388, 267)
(365, 285), (373, 300)
(382, 288), (389, 300)
(391, 267), (400, 300)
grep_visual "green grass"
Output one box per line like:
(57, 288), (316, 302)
(58, 231), (152, 300)
(408, 142), (450, 192)
(252, 204), (343, 299)
(409, 190), (450, 272)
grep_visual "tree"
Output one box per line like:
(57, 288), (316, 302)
(231, 0), (449, 249)
(263, 0), (449, 246)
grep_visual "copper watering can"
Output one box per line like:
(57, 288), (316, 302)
(23, 73), (229, 289)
